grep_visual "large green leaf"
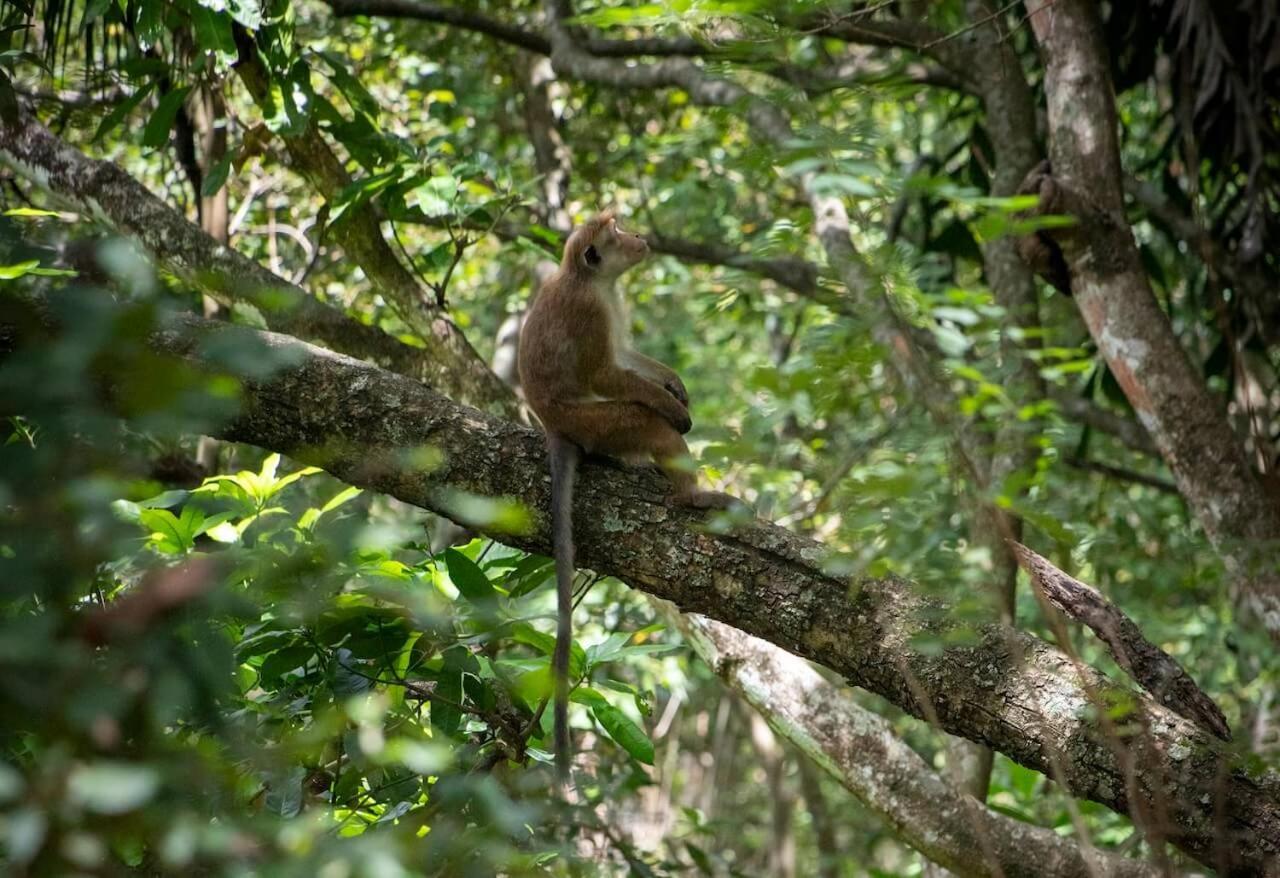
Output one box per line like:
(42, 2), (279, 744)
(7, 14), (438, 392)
(575, 689), (654, 765)
(444, 548), (497, 606)
(142, 85), (193, 149)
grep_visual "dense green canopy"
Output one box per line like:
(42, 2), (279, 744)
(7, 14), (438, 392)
(1, 1), (1277, 875)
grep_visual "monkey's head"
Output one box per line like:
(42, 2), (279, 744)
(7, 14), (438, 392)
(564, 209), (649, 279)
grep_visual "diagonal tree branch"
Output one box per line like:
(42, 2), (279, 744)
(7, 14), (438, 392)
(325, 0), (707, 57)
(0, 107), (517, 417)
(230, 31), (513, 414)
(1012, 542), (1231, 741)
(11, 303), (1273, 872)
(680, 614), (1160, 878)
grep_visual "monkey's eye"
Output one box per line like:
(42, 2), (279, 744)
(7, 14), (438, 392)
(584, 244), (601, 267)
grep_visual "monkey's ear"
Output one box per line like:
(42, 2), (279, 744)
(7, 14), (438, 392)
(584, 244), (601, 267)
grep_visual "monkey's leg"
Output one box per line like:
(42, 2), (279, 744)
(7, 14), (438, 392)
(556, 402), (737, 509)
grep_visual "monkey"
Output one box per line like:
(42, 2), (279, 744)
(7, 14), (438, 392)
(517, 208), (737, 784)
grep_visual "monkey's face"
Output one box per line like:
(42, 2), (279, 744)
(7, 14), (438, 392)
(584, 216), (649, 277)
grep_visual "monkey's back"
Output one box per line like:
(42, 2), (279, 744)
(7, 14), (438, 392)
(519, 273), (617, 435)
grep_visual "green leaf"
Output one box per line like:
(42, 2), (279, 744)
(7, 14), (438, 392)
(142, 86), (193, 149)
(219, 0), (263, 29)
(201, 153), (233, 197)
(279, 59), (315, 136)
(314, 50), (380, 119)
(320, 484), (362, 513)
(139, 508), (193, 553)
(300, 484), (362, 530)
(2, 207), (61, 218)
(511, 664), (553, 706)
(0, 260), (38, 280)
(0, 260), (73, 279)
(138, 489), (189, 509)
(410, 174), (458, 218)
(259, 645), (315, 684)
(511, 622), (585, 680)
(134, 0), (165, 48)
(590, 700), (654, 765)
(189, 2), (237, 67)
(444, 548), (497, 605)
(430, 646), (467, 738)
(93, 83), (155, 143)
(264, 463), (320, 498)
(505, 554), (555, 598)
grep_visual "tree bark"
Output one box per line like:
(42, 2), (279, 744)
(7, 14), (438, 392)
(1024, 0), (1280, 643)
(683, 615), (1160, 878)
(0, 108), (516, 417)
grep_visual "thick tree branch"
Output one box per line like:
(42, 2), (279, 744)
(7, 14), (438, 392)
(0, 108), (516, 417)
(681, 615), (1159, 878)
(325, 0), (969, 100)
(813, 16), (979, 88)
(1024, 0), (1280, 642)
(17, 305), (1273, 872)
(325, 0), (707, 57)
(644, 232), (819, 295)
(765, 51), (967, 94)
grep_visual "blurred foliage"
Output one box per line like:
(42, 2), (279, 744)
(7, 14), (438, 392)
(0, 0), (1276, 875)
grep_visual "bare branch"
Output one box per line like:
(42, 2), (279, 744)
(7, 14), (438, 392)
(1065, 456), (1178, 494)
(644, 232), (819, 295)
(681, 615), (1160, 878)
(765, 52), (967, 93)
(813, 16), (978, 86)
(325, 0), (708, 57)
(395, 209), (823, 296)
(327, 0), (552, 53)
(1011, 542), (1231, 741)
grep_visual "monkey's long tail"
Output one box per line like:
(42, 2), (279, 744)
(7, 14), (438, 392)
(548, 432), (579, 786)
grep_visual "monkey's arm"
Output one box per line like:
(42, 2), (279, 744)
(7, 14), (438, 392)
(592, 364), (693, 434)
(619, 349), (688, 406)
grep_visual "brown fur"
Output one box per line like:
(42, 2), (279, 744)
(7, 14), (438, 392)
(519, 210), (735, 785)
(520, 210), (700, 490)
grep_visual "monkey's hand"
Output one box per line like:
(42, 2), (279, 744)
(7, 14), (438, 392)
(664, 401), (693, 435)
(595, 366), (693, 434)
(663, 376), (689, 408)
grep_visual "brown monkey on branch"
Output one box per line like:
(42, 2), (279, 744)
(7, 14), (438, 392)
(518, 209), (737, 784)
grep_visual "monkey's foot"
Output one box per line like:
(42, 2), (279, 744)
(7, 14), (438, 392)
(681, 490), (746, 512)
